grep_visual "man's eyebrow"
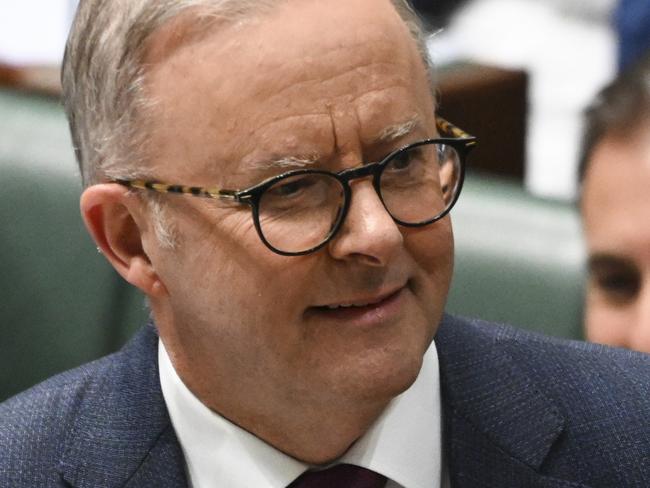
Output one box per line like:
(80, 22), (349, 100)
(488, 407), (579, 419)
(246, 154), (321, 172)
(587, 253), (638, 272)
(372, 116), (423, 145)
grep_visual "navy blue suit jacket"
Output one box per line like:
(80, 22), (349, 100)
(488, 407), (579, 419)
(2, 315), (650, 487)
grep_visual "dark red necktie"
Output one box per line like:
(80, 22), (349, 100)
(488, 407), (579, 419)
(288, 463), (388, 488)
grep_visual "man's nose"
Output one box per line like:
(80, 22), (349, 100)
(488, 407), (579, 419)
(327, 179), (403, 266)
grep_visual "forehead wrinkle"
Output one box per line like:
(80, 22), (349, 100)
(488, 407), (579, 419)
(299, 60), (407, 92)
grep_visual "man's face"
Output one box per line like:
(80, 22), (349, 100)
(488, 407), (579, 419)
(581, 127), (650, 353)
(142, 0), (453, 429)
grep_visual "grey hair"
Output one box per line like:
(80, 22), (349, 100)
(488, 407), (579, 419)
(63, 0), (274, 186)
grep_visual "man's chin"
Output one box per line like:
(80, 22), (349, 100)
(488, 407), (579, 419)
(332, 349), (425, 404)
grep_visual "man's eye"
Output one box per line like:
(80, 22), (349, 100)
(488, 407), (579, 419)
(389, 148), (423, 171)
(592, 271), (640, 303)
(267, 176), (317, 198)
(391, 154), (414, 170)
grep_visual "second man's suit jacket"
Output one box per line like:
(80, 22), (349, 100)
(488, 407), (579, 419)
(1, 314), (650, 487)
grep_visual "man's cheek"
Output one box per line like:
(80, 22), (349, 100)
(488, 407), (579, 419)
(410, 228), (453, 271)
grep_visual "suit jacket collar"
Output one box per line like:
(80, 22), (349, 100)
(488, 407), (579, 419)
(57, 323), (187, 488)
(435, 315), (579, 487)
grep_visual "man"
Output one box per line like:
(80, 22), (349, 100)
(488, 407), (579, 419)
(579, 53), (650, 353)
(1, 1), (649, 487)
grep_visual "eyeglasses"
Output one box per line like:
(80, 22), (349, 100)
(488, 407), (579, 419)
(113, 118), (476, 256)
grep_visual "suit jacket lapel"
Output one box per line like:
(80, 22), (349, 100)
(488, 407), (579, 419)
(435, 315), (575, 487)
(58, 324), (187, 488)
(123, 425), (187, 488)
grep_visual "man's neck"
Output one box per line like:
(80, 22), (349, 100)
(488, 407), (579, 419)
(155, 319), (391, 463)
(159, 333), (445, 488)
(219, 396), (391, 464)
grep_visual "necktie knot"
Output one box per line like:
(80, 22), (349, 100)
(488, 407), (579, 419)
(289, 463), (387, 488)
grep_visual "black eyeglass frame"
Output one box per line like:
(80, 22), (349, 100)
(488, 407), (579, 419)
(113, 118), (477, 256)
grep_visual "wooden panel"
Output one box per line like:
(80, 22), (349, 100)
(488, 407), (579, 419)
(0, 63), (61, 97)
(438, 63), (528, 182)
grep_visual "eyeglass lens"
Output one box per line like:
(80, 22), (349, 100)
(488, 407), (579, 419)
(257, 142), (461, 254)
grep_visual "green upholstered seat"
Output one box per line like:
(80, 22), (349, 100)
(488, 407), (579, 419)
(448, 176), (585, 340)
(0, 89), (147, 401)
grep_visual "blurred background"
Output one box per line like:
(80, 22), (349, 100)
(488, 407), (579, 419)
(0, 0), (642, 400)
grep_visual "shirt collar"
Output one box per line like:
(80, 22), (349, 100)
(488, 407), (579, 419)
(159, 340), (442, 488)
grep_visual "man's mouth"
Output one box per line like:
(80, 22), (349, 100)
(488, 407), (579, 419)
(320, 289), (400, 309)
(308, 285), (407, 325)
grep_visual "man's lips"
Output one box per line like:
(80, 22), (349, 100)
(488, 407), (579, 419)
(306, 284), (407, 325)
(314, 285), (405, 310)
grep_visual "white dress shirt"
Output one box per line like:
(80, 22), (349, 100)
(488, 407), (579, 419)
(159, 340), (448, 488)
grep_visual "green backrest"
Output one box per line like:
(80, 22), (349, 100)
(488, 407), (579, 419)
(448, 176), (585, 340)
(0, 167), (147, 400)
(0, 88), (586, 402)
(0, 89), (147, 401)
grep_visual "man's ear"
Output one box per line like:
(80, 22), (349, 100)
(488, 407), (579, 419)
(80, 184), (168, 298)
